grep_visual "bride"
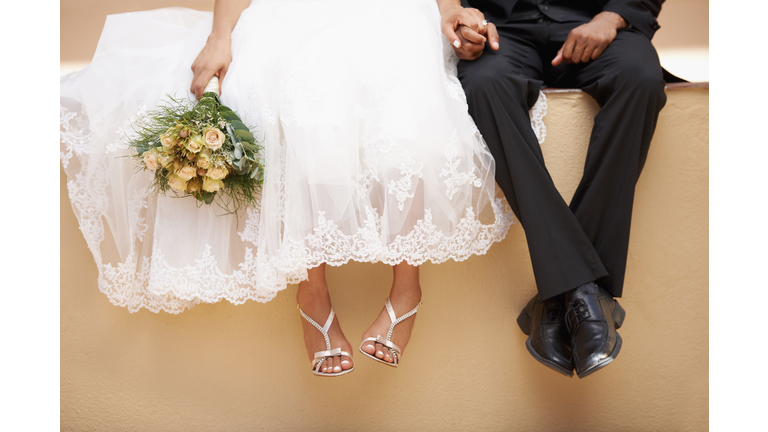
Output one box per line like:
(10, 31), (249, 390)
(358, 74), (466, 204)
(60, 0), (534, 376)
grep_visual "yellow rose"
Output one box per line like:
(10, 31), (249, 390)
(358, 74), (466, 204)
(160, 133), (175, 149)
(203, 127), (226, 150)
(158, 153), (173, 169)
(143, 150), (159, 170)
(168, 174), (188, 192)
(196, 149), (212, 169)
(187, 177), (201, 193)
(207, 166), (228, 180)
(176, 165), (197, 181)
(202, 177), (224, 193)
(185, 135), (204, 153)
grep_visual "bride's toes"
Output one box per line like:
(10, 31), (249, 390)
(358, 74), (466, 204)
(382, 348), (393, 363)
(375, 342), (386, 359)
(341, 356), (353, 371)
(362, 342), (376, 356)
(331, 356), (342, 374)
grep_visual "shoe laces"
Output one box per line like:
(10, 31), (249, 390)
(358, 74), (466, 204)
(565, 299), (591, 332)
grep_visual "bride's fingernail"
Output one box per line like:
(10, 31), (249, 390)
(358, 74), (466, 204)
(453, 40), (461, 48)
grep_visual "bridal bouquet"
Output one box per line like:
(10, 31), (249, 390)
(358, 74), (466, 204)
(127, 77), (264, 211)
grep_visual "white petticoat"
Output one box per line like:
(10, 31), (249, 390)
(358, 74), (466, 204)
(61, 0), (545, 313)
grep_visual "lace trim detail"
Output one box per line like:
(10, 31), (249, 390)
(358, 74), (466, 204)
(440, 129), (482, 199)
(106, 105), (148, 154)
(388, 151), (424, 211)
(530, 90), (547, 145)
(128, 188), (150, 244)
(60, 106), (90, 168)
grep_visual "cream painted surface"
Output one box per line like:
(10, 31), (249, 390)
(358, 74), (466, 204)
(61, 88), (709, 431)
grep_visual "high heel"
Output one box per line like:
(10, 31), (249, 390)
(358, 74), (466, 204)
(298, 305), (355, 377)
(359, 297), (421, 367)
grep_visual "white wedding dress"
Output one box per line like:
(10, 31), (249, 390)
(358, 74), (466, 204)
(61, 0), (546, 314)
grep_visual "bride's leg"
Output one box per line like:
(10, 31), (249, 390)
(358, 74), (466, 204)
(361, 262), (422, 363)
(297, 264), (354, 373)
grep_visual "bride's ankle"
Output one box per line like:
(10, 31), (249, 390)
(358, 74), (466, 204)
(296, 283), (330, 311)
(390, 282), (422, 302)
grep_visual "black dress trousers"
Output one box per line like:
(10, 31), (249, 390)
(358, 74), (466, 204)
(457, 20), (666, 299)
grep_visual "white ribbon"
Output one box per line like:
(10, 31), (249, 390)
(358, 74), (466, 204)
(203, 76), (220, 95)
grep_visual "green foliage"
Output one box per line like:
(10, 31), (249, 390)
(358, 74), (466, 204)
(125, 93), (265, 215)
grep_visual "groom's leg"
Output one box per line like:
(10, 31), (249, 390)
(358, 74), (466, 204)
(547, 27), (667, 298)
(458, 24), (608, 300)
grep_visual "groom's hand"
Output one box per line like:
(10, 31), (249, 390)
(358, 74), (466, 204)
(454, 24), (500, 61)
(552, 11), (628, 66)
(437, 0), (498, 60)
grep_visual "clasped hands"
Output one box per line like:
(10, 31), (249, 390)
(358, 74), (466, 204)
(440, 5), (628, 65)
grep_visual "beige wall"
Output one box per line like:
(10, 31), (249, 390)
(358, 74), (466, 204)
(61, 0), (708, 62)
(61, 87), (709, 431)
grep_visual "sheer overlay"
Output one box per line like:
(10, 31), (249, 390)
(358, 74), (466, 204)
(61, 0), (546, 313)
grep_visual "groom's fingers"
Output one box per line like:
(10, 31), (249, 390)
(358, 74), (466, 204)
(459, 26), (486, 45)
(486, 22), (500, 50)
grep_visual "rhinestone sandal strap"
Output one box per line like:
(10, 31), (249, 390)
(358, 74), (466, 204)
(385, 299), (422, 341)
(298, 305), (332, 351)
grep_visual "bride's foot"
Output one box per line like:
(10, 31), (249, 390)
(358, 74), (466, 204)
(297, 281), (354, 375)
(361, 285), (422, 364)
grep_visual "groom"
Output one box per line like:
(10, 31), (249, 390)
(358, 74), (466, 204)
(437, 0), (668, 378)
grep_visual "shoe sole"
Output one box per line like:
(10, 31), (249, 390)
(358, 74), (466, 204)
(517, 307), (574, 378)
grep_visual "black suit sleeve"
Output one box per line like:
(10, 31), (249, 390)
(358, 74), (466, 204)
(601, 0), (664, 39)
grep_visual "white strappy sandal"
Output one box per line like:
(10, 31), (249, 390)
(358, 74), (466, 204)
(359, 297), (422, 367)
(298, 305), (355, 377)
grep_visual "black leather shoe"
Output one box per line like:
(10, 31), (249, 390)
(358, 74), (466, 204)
(517, 294), (574, 377)
(565, 282), (626, 379)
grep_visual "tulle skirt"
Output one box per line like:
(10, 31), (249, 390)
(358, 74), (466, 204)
(60, 0), (541, 313)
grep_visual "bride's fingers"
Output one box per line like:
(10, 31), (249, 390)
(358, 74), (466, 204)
(191, 70), (212, 99)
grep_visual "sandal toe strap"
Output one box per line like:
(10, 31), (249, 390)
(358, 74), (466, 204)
(311, 348), (353, 369)
(362, 336), (401, 356)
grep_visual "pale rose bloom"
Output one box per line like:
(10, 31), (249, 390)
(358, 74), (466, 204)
(186, 152), (196, 161)
(187, 177), (201, 193)
(197, 149), (212, 169)
(168, 174), (188, 192)
(185, 135), (204, 153)
(159, 152), (174, 168)
(160, 133), (175, 149)
(207, 166), (228, 180)
(177, 165), (197, 181)
(203, 177), (224, 193)
(204, 127), (226, 150)
(143, 151), (159, 170)
(179, 128), (189, 138)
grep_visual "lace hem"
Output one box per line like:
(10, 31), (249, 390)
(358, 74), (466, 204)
(63, 106), (514, 314)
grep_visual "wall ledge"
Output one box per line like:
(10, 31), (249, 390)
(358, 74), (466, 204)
(542, 81), (709, 94)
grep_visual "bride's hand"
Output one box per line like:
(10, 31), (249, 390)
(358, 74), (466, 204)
(190, 35), (232, 99)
